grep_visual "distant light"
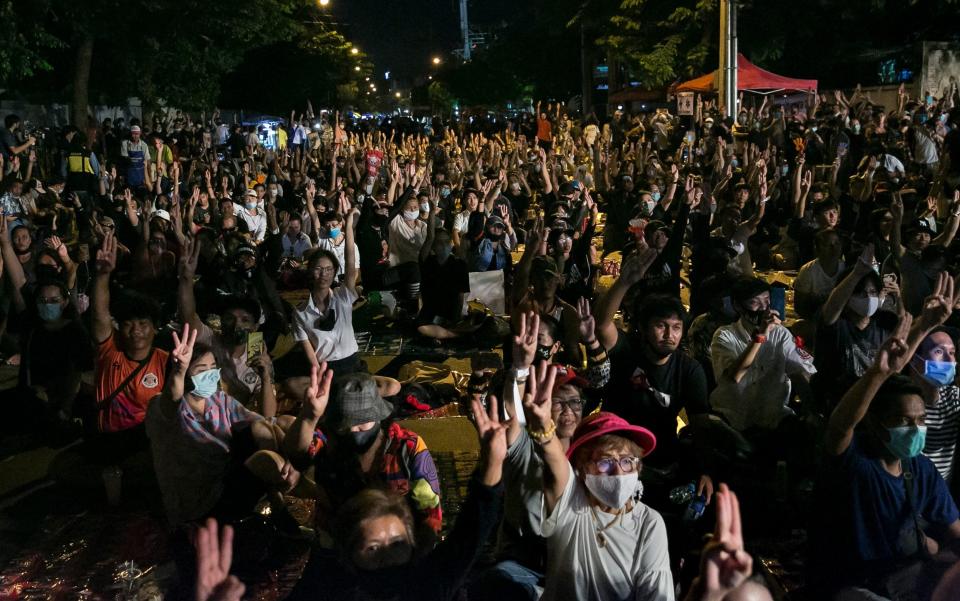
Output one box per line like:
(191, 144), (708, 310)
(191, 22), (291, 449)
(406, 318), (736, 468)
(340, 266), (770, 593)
(432, 57), (441, 65)
(617, 105), (624, 110)
(354, 66), (360, 72)
(365, 77), (370, 81)
(395, 91), (402, 98)
(351, 47), (359, 55)
(369, 82), (375, 88)
(428, 75), (433, 80)
(385, 71), (391, 80)
(318, 0), (329, 5)
(372, 87), (377, 92)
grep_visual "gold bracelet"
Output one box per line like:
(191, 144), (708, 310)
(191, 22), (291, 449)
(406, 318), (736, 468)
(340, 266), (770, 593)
(527, 420), (557, 441)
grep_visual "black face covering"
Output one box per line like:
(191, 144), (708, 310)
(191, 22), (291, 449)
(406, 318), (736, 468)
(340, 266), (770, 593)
(535, 344), (554, 362)
(348, 423), (381, 453)
(221, 326), (247, 346)
(372, 213), (389, 227)
(740, 306), (766, 327)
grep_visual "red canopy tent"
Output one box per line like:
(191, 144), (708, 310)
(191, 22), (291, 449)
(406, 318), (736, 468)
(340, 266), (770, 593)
(675, 53), (817, 95)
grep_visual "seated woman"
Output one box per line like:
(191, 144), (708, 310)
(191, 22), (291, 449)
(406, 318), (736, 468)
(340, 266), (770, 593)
(521, 363), (673, 601)
(158, 365), (511, 601)
(284, 370), (442, 539)
(146, 324), (299, 527)
(284, 203), (399, 397)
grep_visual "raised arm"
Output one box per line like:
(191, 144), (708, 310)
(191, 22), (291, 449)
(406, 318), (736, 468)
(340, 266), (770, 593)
(177, 236), (203, 331)
(505, 311), (538, 446)
(521, 363), (564, 512)
(890, 191), (906, 259)
(342, 194), (359, 293)
(821, 245), (874, 326)
(932, 190), (960, 248)
(92, 231), (118, 344)
(158, 323), (199, 420)
(282, 364), (333, 467)
(593, 248), (658, 350)
(0, 219), (24, 311)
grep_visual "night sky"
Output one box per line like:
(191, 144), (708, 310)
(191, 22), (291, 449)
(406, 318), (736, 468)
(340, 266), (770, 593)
(331, 0), (515, 83)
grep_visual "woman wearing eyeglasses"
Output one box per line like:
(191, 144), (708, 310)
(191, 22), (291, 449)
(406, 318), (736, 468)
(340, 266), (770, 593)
(522, 363), (674, 601)
(292, 203), (360, 378)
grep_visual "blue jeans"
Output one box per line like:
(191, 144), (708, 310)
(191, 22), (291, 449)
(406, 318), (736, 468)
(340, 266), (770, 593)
(471, 560), (542, 601)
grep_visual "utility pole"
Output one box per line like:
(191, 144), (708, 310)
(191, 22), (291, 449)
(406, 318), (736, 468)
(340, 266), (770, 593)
(460, 0), (471, 61)
(581, 22), (592, 116)
(719, 0), (738, 118)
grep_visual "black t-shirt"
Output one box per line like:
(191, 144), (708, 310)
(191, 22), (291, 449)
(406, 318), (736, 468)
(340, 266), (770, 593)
(20, 317), (93, 388)
(0, 128), (17, 159)
(419, 255), (470, 323)
(946, 128), (960, 175)
(601, 334), (709, 466)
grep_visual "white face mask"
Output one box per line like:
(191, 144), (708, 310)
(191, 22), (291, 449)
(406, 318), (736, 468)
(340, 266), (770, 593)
(403, 210), (420, 221)
(583, 472), (641, 509)
(731, 241), (745, 256)
(848, 295), (880, 318)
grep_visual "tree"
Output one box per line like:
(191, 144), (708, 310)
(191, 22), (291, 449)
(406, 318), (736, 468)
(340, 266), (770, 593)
(0, 0), (60, 85)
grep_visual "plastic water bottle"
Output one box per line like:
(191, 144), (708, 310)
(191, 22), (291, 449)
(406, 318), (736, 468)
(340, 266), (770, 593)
(668, 482), (706, 521)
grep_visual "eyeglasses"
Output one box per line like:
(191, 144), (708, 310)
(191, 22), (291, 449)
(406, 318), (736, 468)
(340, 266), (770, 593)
(552, 399), (584, 414)
(311, 266), (336, 275)
(592, 456), (641, 474)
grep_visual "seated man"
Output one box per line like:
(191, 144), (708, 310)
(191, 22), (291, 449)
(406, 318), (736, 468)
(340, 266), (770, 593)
(710, 278), (816, 435)
(811, 309), (960, 599)
(90, 232), (169, 457)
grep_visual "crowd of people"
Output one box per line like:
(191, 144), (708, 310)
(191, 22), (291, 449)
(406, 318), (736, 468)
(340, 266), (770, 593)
(4, 82), (960, 601)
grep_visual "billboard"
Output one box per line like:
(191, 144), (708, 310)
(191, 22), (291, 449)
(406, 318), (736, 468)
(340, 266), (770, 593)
(922, 42), (960, 98)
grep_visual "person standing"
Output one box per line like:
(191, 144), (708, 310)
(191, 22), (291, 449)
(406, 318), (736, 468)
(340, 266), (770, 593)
(121, 125), (151, 191)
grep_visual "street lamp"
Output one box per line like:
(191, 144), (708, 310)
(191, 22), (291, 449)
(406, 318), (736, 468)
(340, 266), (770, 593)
(354, 66), (360, 72)
(432, 57), (441, 65)
(318, 0), (329, 6)
(351, 47), (359, 55)
(395, 91), (402, 98)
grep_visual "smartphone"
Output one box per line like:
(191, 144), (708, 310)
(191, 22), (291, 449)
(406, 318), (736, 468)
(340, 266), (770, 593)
(770, 285), (787, 321)
(246, 331), (264, 362)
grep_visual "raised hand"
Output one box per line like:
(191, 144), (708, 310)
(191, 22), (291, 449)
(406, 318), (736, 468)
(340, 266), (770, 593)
(180, 236), (201, 280)
(917, 272), (960, 330)
(44, 235), (70, 263)
(521, 361), (557, 432)
(693, 483), (753, 601)
(513, 311), (540, 369)
(872, 313), (913, 377)
(576, 297), (596, 343)
(96, 231), (118, 275)
(302, 362), (333, 420)
(853, 243), (875, 276)
(471, 394), (509, 471)
(619, 247), (659, 286)
(195, 519), (245, 601)
(171, 322), (198, 374)
(890, 191), (904, 220)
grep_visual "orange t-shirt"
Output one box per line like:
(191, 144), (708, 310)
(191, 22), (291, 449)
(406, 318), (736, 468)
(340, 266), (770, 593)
(95, 334), (169, 432)
(537, 117), (552, 142)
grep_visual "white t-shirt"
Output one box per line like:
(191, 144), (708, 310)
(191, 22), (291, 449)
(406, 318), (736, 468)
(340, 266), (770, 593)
(388, 214), (427, 265)
(316, 236), (360, 278)
(236, 207), (267, 242)
(453, 210), (472, 234)
(282, 232), (313, 259)
(291, 286), (359, 362)
(540, 463), (675, 601)
(794, 258), (843, 303)
(709, 321), (817, 431)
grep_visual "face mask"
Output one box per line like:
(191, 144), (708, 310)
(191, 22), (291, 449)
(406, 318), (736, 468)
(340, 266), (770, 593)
(583, 472), (640, 509)
(245, 202), (258, 210)
(642, 200), (657, 215)
(781, 164), (789, 176)
(921, 359), (956, 387)
(190, 368), (221, 398)
(810, 126), (818, 133)
(328, 227), (341, 239)
(403, 210), (420, 220)
(651, 191), (661, 202)
(731, 159), (739, 169)
(852, 124), (861, 134)
(848, 295), (880, 318)
(509, 183), (521, 194)
(349, 423), (381, 452)
(883, 425), (927, 460)
(440, 188), (451, 198)
(269, 189), (278, 197)
(37, 302), (63, 322)
(221, 326), (248, 346)
(364, 183), (374, 195)
(731, 241), (745, 256)
(419, 201), (430, 213)
(741, 306), (765, 326)
(535, 344), (554, 362)
(373, 212), (389, 226)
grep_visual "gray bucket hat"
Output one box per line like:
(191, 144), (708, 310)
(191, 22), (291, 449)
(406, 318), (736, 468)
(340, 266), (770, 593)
(326, 373), (393, 430)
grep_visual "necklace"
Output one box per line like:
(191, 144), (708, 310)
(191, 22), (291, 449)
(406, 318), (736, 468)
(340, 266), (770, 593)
(589, 504), (624, 548)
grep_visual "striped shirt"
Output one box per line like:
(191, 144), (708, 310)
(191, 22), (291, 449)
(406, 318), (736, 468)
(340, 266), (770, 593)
(178, 390), (263, 452)
(925, 386), (960, 484)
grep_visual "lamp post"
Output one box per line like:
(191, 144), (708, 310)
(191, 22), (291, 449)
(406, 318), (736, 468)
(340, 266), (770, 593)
(719, 0), (738, 118)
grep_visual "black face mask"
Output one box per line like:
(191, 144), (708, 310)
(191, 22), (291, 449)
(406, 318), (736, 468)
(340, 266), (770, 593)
(740, 306), (766, 326)
(535, 344), (554, 362)
(221, 326), (248, 346)
(349, 423), (381, 453)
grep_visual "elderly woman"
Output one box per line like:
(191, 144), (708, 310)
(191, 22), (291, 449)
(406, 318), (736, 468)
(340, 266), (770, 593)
(521, 363), (674, 601)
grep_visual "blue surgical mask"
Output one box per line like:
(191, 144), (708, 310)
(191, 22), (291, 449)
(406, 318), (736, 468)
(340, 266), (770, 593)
(781, 164), (789, 176)
(37, 302), (63, 322)
(440, 188), (451, 198)
(420, 201), (430, 213)
(245, 201), (258, 210)
(190, 368), (221, 398)
(651, 192), (661, 202)
(731, 159), (739, 169)
(922, 359), (956, 387)
(328, 227), (341, 239)
(884, 425), (927, 460)
(852, 123), (861, 134)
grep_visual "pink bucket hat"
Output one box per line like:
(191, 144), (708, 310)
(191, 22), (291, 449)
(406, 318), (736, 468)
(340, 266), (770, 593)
(565, 411), (657, 459)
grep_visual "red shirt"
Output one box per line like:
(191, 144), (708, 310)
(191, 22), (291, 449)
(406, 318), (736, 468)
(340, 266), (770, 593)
(95, 334), (168, 432)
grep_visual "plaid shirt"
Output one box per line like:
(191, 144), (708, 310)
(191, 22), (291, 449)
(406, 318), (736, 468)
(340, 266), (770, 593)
(310, 422), (443, 533)
(178, 390), (262, 452)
